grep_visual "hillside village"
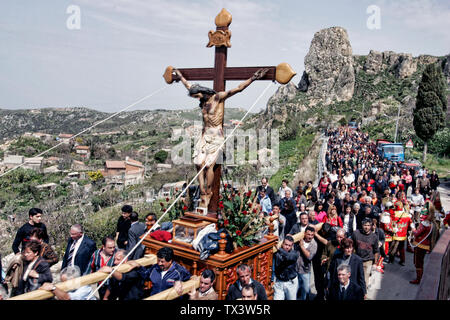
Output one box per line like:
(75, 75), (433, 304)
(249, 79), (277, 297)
(0, 107), (263, 225)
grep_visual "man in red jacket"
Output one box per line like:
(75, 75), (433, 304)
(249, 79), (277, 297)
(410, 203), (435, 284)
(388, 201), (415, 266)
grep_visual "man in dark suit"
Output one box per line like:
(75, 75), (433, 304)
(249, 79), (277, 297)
(328, 238), (366, 298)
(126, 212), (146, 260)
(280, 190), (297, 238)
(61, 224), (96, 275)
(255, 177), (276, 205)
(327, 264), (364, 301)
(374, 176), (388, 197)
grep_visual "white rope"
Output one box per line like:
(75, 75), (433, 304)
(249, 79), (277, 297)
(86, 81), (274, 299)
(0, 86), (168, 179)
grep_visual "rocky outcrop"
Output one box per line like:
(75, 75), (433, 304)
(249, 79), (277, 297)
(394, 54), (417, 78)
(363, 50), (418, 78)
(263, 26), (446, 125)
(302, 27), (355, 105)
(265, 82), (300, 122)
(268, 82), (298, 103)
(379, 51), (417, 78)
(417, 55), (439, 66)
(364, 50), (383, 74)
(298, 71), (309, 92)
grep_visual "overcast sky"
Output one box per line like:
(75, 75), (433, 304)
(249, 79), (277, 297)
(0, 0), (449, 113)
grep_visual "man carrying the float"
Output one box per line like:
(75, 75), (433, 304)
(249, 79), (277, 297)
(173, 67), (268, 209)
(387, 200), (415, 266)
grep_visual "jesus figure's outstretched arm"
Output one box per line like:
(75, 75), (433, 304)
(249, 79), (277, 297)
(217, 68), (269, 100)
(173, 68), (192, 91)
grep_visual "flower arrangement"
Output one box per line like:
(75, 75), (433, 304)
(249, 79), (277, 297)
(155, 188), (187, 221)
(217, 185), (266, 248)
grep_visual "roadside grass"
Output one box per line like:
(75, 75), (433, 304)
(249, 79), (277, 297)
(410, 149), (450, 180)
(270, 133), (316, 191)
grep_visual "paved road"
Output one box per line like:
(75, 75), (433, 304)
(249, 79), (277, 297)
(308, 249), (424, 300)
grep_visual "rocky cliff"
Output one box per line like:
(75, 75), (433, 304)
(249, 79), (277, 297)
(263, 26), (449, 139)
(300, 27), (355, 106)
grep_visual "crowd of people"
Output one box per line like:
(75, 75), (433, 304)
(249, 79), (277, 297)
(254, 126), (446, 300)
(0, 125), (448, 301)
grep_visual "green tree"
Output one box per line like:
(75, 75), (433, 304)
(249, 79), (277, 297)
(338, 117), (348, 127)
(154, 150), (168, 163)
(413, 63), (447, 162)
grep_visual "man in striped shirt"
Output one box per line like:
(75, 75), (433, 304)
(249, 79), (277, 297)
(88, 236), (116, 299)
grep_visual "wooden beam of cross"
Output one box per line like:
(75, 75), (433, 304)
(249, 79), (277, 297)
(163, 8), (296, 214)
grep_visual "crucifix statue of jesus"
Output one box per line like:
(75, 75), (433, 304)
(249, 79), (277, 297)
(173, 67), (269, 209)
(163, 8), (295, 214)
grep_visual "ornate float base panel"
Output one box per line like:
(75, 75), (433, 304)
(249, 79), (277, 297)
(142, 235), (278, 300)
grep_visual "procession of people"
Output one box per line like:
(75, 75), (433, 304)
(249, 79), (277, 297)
(1, 125), (446, 301)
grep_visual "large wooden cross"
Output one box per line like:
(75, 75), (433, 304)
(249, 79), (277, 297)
(163, 8), (295, 214)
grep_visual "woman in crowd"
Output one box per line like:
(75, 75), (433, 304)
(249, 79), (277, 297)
(349, 181), (357, 195)
(16, 241), (52, 295)
(340, 205), (356, 238)
(29, 228), (58, 267)
(315, 201), (327, 223)
(323, 205), (343, 228)
(297, 203), (307, 222)
(337, 184), (348, 201)
(318, 172), (331, 200)
(402, 169), (413, 193)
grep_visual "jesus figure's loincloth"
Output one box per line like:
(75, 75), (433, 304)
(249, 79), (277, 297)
(193, 127), (224, 167)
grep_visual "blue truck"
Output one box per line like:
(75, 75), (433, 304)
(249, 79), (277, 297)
(379, 143), (405, 162)
(348, 121), (358, 129)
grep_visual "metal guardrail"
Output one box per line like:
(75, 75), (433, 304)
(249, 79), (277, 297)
(415, 229), (450, 300)
(314, 134), (328, 187)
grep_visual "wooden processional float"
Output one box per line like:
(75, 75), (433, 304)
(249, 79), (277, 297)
(143, 8), (296, 300)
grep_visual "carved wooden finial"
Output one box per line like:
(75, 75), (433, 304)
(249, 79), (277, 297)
(268, 216), (276, 236)
(207, 30), (232, 48)
(218, 232), (227, 255)
(215, 8), (232, 27)
(275, 62), (297, 84)
(208, 9), (232, 48)
(163, 66), (174, 84)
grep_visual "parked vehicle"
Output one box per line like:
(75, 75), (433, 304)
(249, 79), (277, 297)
(376, 139), (392, 156)
(380, 143), (405, 162)
(348, 121), (358, 129)
(399, 161), (421, 172)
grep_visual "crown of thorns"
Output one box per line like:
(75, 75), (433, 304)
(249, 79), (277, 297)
(188, 84), (216, 96)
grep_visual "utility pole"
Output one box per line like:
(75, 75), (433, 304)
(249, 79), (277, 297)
(394, 103), (401, 143)
(361, 102), (365, 125)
